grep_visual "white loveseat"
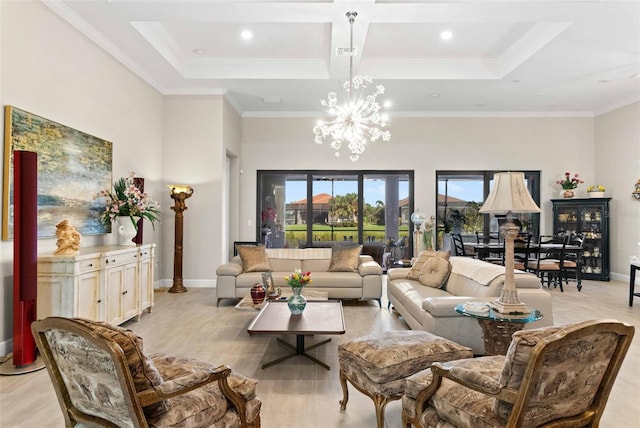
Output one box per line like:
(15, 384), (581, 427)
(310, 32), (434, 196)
(216, 247), (383, 306)
(387, 256), (553, 355)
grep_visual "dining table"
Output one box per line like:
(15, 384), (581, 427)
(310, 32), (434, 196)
(472, 242), (581, 261)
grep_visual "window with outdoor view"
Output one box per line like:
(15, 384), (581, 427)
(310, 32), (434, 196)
(435, 170), (540, 250)
(257, 171), (413, 256)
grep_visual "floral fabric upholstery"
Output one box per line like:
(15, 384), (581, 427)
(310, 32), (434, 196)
(45, 328), (136, 427)
(401, 356), (504, 422)
(338, 330), (472, 398)
(69, 319), (168, 416)
(495, 325), (620, 427)
(148, 354), (261, 427)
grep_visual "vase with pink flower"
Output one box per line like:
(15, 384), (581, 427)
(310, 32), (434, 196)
(556, 172), (583, 198)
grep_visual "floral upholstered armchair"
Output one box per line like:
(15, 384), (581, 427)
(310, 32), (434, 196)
(402, 320), (634, 428)
(32, 317), (261, 428)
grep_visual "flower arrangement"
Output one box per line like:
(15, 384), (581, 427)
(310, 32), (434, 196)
(556, 172), (584, 190)
(587, 184), (606, 193)
(284, 269), (312, 288)
(98, 172), (161, 229)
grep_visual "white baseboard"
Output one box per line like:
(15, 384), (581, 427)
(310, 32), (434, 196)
(155, 279), (216, 289)
(611, 271), (636, 285)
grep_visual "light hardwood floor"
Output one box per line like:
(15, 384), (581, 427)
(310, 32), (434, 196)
(1, 277), (638, 427)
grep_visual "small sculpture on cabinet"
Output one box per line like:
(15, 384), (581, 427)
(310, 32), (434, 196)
(54, 220), (81, 256)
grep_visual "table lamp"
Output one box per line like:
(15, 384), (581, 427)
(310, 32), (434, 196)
(479, 172), (540, 314)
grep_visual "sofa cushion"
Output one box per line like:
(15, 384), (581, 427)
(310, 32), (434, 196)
(418, 257), (452, 288)
(407, 250), (450, 280)
(328, 245), (363, 272)
(237, 245), (272, 272)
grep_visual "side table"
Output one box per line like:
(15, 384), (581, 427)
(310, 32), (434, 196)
(455, 303), (543, 355)
(629, 261), (640, 307)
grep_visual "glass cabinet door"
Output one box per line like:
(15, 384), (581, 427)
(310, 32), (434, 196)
(555, 206), (579, 236)
(579, 205), (604, 276)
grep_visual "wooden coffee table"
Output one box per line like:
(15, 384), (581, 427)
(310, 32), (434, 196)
(247, 300), (345, 370)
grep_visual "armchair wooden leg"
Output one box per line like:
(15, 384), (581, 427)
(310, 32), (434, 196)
(373, 393), (389, 428)
(339, 369), (349, 411)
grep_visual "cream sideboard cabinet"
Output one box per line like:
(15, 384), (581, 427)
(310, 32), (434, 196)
(37, 244), (155, 325)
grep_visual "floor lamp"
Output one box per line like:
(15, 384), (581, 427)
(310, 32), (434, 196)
(479, 172), (540, 314)
(168, 185), (194, 293)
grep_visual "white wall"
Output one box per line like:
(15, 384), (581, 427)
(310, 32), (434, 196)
(595, 102), (640, 276)
(240, 116), (595, 241)
(0, 1), (164, 354)
(162, 96), (222, 285)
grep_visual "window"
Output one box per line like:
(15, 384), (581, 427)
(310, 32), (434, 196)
(436, 170), (541, 249)
(257, 171), (413, 249)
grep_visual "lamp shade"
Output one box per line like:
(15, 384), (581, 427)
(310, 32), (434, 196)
(479, 172), (540, 214)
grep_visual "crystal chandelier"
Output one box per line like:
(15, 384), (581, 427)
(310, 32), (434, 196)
(313, 11), (391, 162)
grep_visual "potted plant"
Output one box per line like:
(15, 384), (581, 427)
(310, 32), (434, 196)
(587, 184), (606, 198)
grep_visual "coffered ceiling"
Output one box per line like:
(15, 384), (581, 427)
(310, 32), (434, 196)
(44, 0), (640, 116)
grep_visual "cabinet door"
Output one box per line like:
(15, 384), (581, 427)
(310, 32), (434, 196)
(579, 204), (606, 277)
(77, 271), (102, 320)
(106, 266), (125, 325)
(139, 252), (153, 312)
(122, 263), (138, 320)
(554, 204), (579, 235)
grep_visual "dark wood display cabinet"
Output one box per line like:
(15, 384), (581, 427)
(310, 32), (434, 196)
(551, 198), (611, 281)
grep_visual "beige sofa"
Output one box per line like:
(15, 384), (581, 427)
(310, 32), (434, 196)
(215, 247), (383, 306)
(387, 256), (553, 355)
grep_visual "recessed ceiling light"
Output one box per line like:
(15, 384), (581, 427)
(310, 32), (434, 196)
(548, 104), (559, 107)
(440, 30), (453, 40)
(475, 103), (485, 107)
(430, 93), (440, 98)
(597, 79), (609, 83)
(241, 30), (253, 41)
(537, 92), (545, 96)
(193, 49), (204, 55)
(511, 79), (521, 83)
(383, 100), (392, 108)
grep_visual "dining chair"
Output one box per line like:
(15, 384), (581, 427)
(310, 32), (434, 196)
(527, 235), (567, 289)
(559, 234), (584, 291)
(512, 233), (532, 271)
(451, 233), (472, 257)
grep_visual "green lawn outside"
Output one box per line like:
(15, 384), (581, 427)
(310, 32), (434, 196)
(284, 223), (410, 247)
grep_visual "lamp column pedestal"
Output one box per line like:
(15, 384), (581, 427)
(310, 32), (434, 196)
(490, 222), (530, 314)
(168, 186), (193, 294)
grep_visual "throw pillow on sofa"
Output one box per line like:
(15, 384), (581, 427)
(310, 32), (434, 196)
(418, 256), (452, 288)
(328, 245), (363, 272)
(407, 250), (450, 280)
(237, 245), (272, 272)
